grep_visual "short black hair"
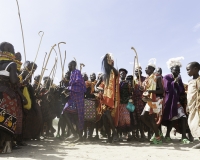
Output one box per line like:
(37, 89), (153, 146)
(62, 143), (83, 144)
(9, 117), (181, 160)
(188, 62), (200, 70)
(70, 60), (77, 67)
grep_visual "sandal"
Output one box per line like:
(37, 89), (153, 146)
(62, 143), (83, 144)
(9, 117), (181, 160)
(150, 131), (163, 142)
(181, 139), (190, 144)
(151, 137), (162, 144)
(164, 137), (172, 143)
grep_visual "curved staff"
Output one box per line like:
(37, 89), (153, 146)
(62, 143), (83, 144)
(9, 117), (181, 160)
(131, 47), (141, 84)
(80, 63), (85, 73)
(58, 42), (66, 79)
(37, 44), (57, 90)
(62, 50), (66, 77)
(132, 56), (136, 88)
(16, 0), (26, 62)
(49, 58), (58, 91)
(30, 31), (44, 73)
(42, 57), (57, 91)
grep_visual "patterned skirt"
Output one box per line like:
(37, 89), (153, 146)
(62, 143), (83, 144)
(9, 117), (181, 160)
(118, 104), (131, 132)
(15, 94), (23, 135)
(0, 92), (17, 134)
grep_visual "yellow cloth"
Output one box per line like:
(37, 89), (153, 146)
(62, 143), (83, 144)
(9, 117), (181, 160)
(0, 51), (15, 61)
(187, 77), (200, 137)
(23, 87), (32, 110)
(14, 60), (22, 71)
(142, 73), (157, 108)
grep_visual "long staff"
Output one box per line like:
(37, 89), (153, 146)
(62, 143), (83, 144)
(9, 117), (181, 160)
(132, 56), (136, 88)
(49, 58), (58, 91)
(58, 42), (66, 79)
(42, 57), (57, 91)
(131, 47), (141, 84)
(73, 57), (78, 69)
(30, 31), (44, 73)
(37, 44), (56, 90)
(80, 63), (85, 73)
(16, 0), (26, 62)
(41, 52), (47, 73)
(62, 51), (66, 78)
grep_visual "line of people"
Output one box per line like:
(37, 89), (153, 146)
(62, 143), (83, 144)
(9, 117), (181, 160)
(0, 42), (200, 154)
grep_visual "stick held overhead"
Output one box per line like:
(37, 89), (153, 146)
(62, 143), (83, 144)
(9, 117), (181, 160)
(16, 0), (26, 62)
(37, 44), (57, 90)
(131, 47), (141, 84)
(58, 42), (66, 79)
(30, 31), (44, 74)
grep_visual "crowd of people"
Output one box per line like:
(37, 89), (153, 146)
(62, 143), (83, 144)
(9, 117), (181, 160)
(0, 41), (200, 154)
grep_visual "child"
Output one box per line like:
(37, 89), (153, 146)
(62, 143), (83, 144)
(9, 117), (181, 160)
(186, 61), (200, 149)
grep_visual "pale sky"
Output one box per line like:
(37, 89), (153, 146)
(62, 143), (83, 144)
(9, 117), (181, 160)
(1, 0), (200, 84)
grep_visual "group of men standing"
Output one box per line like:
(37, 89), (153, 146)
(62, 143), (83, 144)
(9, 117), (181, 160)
(0, 42), (200, 154)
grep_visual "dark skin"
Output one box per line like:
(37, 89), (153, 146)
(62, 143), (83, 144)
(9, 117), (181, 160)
(141, 65), (163, 139)
(171, 65), (180, 78)
(120, 71), (126, 80)
(95, 62), (118, 92)
(68, 61), (76, 72)
(156, 67), (162, 75)
(0, 62), (19, 84)
(15, 52), (22, 62)
(145, 66), (164, 95)
(186, 63), (199, 79)
(90, 73), (96, 82)
(95, 61), (119, 142)
(82, 73), (88, 81)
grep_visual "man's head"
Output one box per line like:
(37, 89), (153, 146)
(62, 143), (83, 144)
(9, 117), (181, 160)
(145, 65), (155, 76)
(0, 42), (15, 54)
(68, 60), (76, 72)
(135, 67), (142, 78)
(15, 52), (22, 61)
(65, 71), (71, 80)
(156, 67), (162, 75)
(82, 73), (88, 81)
(171, 65), (180, 78)
(90, 73), (96, 82)
(34, 75), (41, 82)
(119, 68), (128, 80)
(186, 62), (200, 77)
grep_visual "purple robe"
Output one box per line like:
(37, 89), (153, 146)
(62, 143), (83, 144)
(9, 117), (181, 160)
(64, 69), (86, 130)
(163, 74), (185, 120)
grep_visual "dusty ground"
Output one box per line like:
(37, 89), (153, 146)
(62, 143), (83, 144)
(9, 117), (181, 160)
(1, 123), (200, 160)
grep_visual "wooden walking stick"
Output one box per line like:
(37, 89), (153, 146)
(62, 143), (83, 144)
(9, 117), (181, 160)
(131, 47), (141, 84)
(132, 56), (136, 88)
(73, 57), (78, 69)
(41, 52), (47, 73)
(58, 42), (66, 79)
(42, 57), (57, 91)
(37, 44), (56, 90)
(16, 0), (26, 62)
(48, 58), (58, 91)
(29, 31), (44, 75)
(80, 63), (85, 73)
(62, 50), (66, 78)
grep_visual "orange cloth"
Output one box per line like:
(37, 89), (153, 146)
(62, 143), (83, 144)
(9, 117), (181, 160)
(102, 70), (120, 127)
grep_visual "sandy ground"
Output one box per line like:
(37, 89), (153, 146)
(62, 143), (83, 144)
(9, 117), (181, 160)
(1, 121), (200, 160)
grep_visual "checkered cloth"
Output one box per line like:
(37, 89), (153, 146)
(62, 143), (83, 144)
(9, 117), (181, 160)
(63, 69), (86, 131)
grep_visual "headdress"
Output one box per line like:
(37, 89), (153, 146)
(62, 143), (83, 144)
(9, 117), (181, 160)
(166, 57), (184, 69)
(148, 58), (156, 68)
